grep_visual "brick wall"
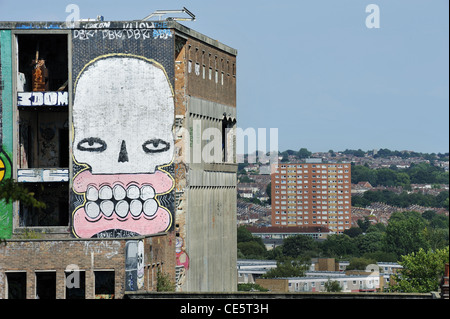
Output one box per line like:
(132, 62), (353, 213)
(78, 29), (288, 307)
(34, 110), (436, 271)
(0, 233), (175, 299)
(185, 38), (236, 107)
(255, 278), (289, 293)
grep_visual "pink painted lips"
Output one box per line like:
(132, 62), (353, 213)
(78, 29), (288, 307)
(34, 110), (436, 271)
(72, 169), (173, 238)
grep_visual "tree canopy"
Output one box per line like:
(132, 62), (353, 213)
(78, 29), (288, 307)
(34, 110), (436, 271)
(391, 246), (449, 293)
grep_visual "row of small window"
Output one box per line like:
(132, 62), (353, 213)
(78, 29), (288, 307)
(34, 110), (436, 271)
(274, 201), (349, 205)
(277, 170), (349, 175)
(274, 206), (350, 210)
(188, 60), (233, 85)
(274, 195), (350, 199)
(187, 45), (236, 74)
(274, 211), (350, 215)
(274, 221), (350, 228)
(290, 278), (379, 289)
(279, 164), (350, 169)
(275, 179), (350, 184)
(276, 175), (349, 179)
(274, 201), (350, 206)
(4, 270), (114, 299)
(274, 190), (350, 194)
(274, 185), (350, 190)
(275, 216), (350, 224)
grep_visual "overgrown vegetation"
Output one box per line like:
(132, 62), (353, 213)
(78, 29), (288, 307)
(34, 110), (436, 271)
(351, 162), (449, 188)
(156, 270), (176, 292)
(237, 210), (449, 263)
(0, 178), (46, 209)
(390, 246), (449, 293)
(237, 283), (269, 292)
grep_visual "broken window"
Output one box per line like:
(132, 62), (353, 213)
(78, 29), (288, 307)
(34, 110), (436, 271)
(95, 271), (115, 299)
(222, 116), (236, 163)
(15, 33), (69, 229)
(35, 271), (56, 299)
(65, 270), (86, 299)
(19, 182), (69, 227)
(6, 272), (26, 299)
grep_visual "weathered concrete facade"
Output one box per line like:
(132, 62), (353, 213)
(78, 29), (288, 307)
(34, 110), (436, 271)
(0, 19), (237, 297)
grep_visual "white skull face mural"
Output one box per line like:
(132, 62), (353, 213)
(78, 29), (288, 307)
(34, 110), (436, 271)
(72, 55), (175, 238)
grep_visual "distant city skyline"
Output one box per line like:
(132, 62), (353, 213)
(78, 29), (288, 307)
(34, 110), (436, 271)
(1, 0), (448, 154)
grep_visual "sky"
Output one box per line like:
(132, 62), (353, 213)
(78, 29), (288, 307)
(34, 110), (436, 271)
(0, 0), (448, 154)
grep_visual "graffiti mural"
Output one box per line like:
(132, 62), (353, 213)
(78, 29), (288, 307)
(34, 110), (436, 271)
(125, 240), (145, 291)
(71, 54), (175, 238)
(0, 148), (13, 239)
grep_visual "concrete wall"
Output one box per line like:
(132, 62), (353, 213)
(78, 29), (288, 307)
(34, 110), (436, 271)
(255, 278), (289, 293)
(173, 35), (238, 292)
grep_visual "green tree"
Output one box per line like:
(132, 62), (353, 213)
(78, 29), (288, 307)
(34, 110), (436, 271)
(320, 234), (357, 258)
(357, 217), (372, 233)
(237, 241), (267, 259)
(156, 270), (175, 292)
(0, 178), (45, 209)
(347, 257), (377, 270)
(391, 246), (449, 293)
(297, 148), (312, 160)
(236, 226), (267, 259)
(344, 227), (363, 238)
(355, 232), (384, 255)
(282, 235), (318, 258)
(384, 212), (429, 258)
(263, 257), (309, 278)
(266, 182), (271, 205)
(324, 279), (342, 292)
(237, 226), (254, 243)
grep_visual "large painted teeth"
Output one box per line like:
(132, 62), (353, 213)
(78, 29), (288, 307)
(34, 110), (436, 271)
(99, 185), (113, 200)
(85, 184), (158, 218)
(130, 200), (143, 217)
(113, 185), (126, 200)
(127, 185), (140, 199)
(140, 185), (155, 200)
(100, 200), (114, 217)
(85, 201), (100, 219)
(115, 200), (129, 218)
(143, 199), (158, 217)
(86, 186), (99, 201)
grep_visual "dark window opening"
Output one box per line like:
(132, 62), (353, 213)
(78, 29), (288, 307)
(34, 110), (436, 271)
(222, 117), (235, 163)
(35, 272), (56, 299)
(7, 272), (27, 299)
(65, 271), (86, 299)
(17, 34), (68, 92)
(19, 111), (69, 168)
(95, 271), (115, 299)
(19, 182), (69, 227)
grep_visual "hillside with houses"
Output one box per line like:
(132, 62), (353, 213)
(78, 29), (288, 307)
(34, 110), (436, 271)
(237, 149), (449, 227)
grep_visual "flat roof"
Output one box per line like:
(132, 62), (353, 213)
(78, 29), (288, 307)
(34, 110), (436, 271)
(247, 226), (331, 234)
(0, 20), (237, 56)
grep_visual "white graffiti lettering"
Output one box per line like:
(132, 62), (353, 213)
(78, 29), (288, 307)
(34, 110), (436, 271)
(73, 29), (97, 40)
(74, 27), (172, 41)
(18, 91), (69, 107)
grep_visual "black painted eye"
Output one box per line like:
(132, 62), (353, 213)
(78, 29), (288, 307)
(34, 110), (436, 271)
(142, 139), (170, 154)
(77, 138), (107, 152)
